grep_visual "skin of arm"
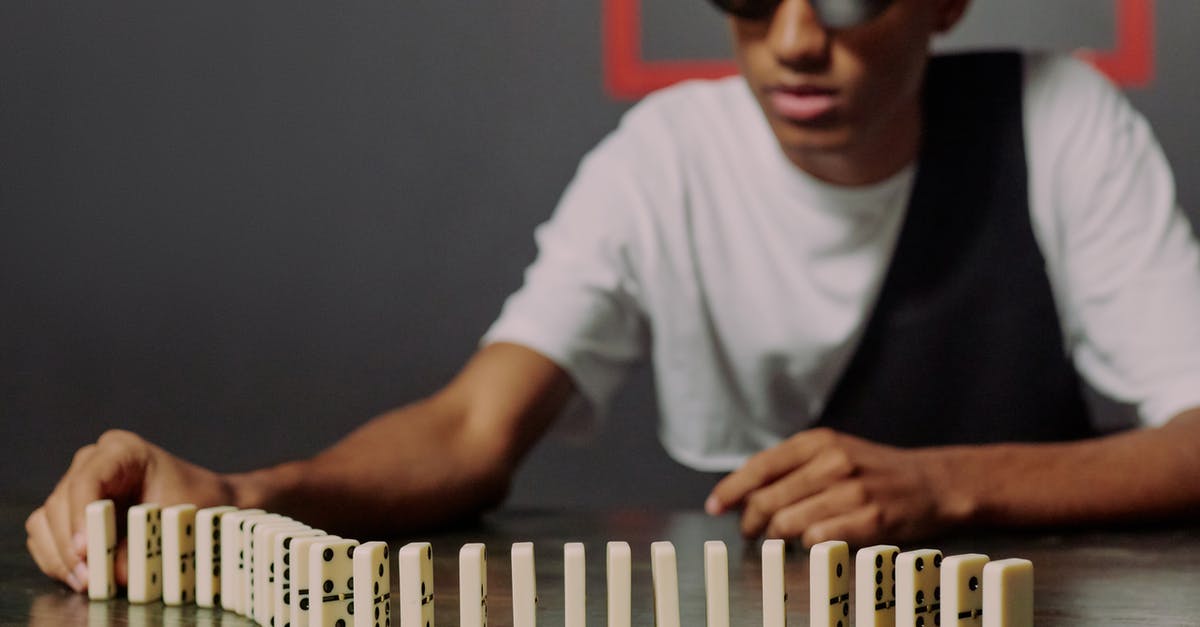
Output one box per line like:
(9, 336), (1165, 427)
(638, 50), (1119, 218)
(705, 407), (1200, 546)
(25, 341), (573, 591)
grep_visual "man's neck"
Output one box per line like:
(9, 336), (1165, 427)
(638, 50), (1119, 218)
(783, 99), (922, 187)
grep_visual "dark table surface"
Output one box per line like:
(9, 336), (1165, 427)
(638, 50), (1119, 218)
(4, 502), (1200, 626)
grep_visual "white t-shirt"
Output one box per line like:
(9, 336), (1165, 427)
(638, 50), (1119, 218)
(483, 52), (1200, 471)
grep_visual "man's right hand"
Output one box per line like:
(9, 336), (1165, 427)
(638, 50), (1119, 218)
(24, 429), (235, 592)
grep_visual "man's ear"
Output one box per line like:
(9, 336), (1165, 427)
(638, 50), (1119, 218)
(934, 0), (971, 34)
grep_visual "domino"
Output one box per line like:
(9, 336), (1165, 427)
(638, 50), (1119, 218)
(195, 505), (235, 608)
(242, 513), (290, 614)
(650, 541), (680, 627)
(162, 504), (198, 605)
(401, 541), (436, 627)
(704, 541), (729, 627)
(310, 538), (360, 627)
(85, 499), (117, 600)
(942, 554), (989, 626)
(354, 541), (392, 627)
(810, 540), (851, 627)
(856, 545), (899, 627)
(255, 520), (309, 624)
(459, 543), (487, 627)
(219, 508), (264, 613)
(126, 503), (163, 603)
(510, 542), (536, 627)
(276, 527), (328, 627)
(291, 534), (342, 627)
(982, 559), (1033, 627)
(761, 539), (786, 627)
(606, 542), (631, 627)
(897, 549), (942, 627)
(564, 543), (585, 627)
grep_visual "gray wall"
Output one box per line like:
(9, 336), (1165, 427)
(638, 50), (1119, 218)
(3, 1), (1198, 510)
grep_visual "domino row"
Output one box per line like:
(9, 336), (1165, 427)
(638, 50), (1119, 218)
(84, 500), (1033, 627)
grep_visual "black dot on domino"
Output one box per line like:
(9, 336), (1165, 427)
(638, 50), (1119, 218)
(375, 582), (380, 595)
(324, 548), (334, 561)
(876, 586), (883, 601)
(182, 590), (188, 602)
(284, 538), (292, 550)
(284, 592), (290, 604)
(348, 577), (354, 590)
(347, 546), (355, 560)
(324, 579), (334, 593)
(916, 557), (925, 572)
(378, 564), (384, 577)
(335, 620), (345, 627)
(876, 570), (883, 584)
(875, 554), (883, 568)
(214, 593), (220, 605)
(186, 524), (192, 537)
(842, 602), (849, 616)
(300, 598), (309, 610)
(348, 601), (355, 614)
(421, 582), (425, 595)
(916, 590), (925, 605)
(933, 554), (942, 569)
(969, 576), (979, 591)
(916, 618), (925, 627)
(934, 586), (941, 601)
(836, 562), (843, 577)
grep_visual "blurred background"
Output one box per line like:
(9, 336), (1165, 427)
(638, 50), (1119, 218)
(3, 0), (1197, 510)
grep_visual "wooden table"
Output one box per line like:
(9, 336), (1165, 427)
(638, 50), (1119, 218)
(4, 503), (1199, 625)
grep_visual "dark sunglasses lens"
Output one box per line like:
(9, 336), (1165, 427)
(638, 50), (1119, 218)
(708, 0), (896, 27)
(708, 0), (779, 20)
(811, 0), (895, 28)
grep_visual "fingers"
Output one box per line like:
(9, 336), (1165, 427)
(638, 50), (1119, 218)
(706, 428), (837, 515)
(25, 508), (81, 592)
(738, 446), (858, 537)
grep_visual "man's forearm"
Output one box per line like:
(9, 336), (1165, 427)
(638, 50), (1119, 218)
(934, 408), (1200, 528)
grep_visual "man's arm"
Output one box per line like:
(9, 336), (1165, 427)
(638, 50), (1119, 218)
(25, 341), (573, 591)
(705, 408), (1200, 546)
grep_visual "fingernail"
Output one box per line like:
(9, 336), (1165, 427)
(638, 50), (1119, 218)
(704, 496), (721, 515)
(66, 572), (83, 592)
(73, 562), (88, 587)
(72, 531), (87, 555)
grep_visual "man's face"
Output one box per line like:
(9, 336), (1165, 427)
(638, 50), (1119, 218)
(730, 0), (965, 179)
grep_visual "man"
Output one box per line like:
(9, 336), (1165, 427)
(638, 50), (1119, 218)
(27, 0), (1200, 594)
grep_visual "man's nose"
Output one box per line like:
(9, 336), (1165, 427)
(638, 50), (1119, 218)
(767, 0), (832, 70)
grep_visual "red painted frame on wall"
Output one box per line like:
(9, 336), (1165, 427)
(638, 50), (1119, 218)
(603, 0), (1155, 99)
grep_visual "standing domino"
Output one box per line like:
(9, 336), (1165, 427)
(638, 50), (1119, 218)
(459, 543), (487, 627)
(856, 545), (899, 627)
(127, 503), (163, 603)
(704, 541), (730, 627)
(982, 559), (1033, 627)
(255, 520), (309, 624)
(242, 513), (290, 615)
(761, 539), (787, 627)
(400, 541), (436, 627)
(291, 534), (342, 627)
(650, 541), (680, 627)
(564, 543), (586, 627)
(606, 542), (631, 627)
(310, 538), (360, 627)
(162, 504), (198, 605)
(811, 540), (851, 627)
(942, 554), (989, 626)
(897, 549), (942, 627)
(354, 541), (392, 627)
(85, 499), (117, 600)
(219, 508), (264, 613)
(276, 528), (328, 627)
(510, 542), (536, 627)
(195, 505), (235, 608)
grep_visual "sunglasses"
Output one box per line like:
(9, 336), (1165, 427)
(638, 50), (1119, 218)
(707, 0), (897, 28)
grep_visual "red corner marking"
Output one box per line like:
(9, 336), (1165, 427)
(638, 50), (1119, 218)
(604, 0), (1154, 99)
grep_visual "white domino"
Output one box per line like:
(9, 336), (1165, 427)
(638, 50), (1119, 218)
(564, 543), (585, 627)
(219, 508), (263, 613)
(982, 559), (1033, 627)
(459, 543), (487, 627)
(811, 540), (851, 627)
(606, 542), (631, 627)
(400, 541), (435, 627)
(704, 541), (729, 627)
(241, 513), (290, 614)
(942, 554), (989, 626)
(761, 539), (786, 627)
(85, 499), (117, 600)
(856, 545), (899, 627)
(650, 541), (680, 627)
(897, 549), (942, 627)
(310, 538), (360, 627)
(195, 505), (235, 608)
(291, 534), (342, 627)
(255, 520), (309, 624)
(276, 528), (328, 627)
(354, 541), (392, 627)
(510, 542), (536, 627)
(162, 503), (198, 605)
(127, 503), (163, 603)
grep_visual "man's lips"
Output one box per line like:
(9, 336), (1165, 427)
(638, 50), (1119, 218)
(767, 86), (839, 122)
